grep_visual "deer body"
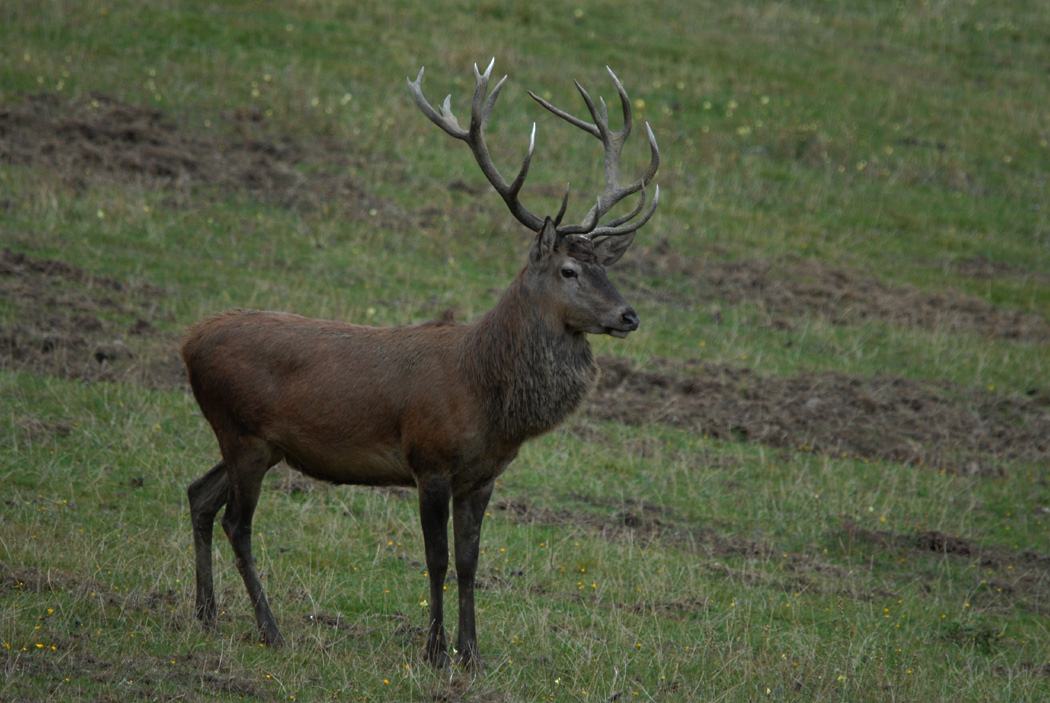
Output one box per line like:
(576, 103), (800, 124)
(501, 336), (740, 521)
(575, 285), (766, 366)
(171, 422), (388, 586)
(184, 260), (600, 492)
(183, 61), (659, 670)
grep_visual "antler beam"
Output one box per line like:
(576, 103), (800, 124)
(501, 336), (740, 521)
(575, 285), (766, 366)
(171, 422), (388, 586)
(530, 67), (660, 239)
(408, 59), (546, 232)
(408, 60), (660, 239)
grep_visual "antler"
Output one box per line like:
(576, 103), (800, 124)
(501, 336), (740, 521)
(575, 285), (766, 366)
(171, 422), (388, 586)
(408, 59), (547, 232)
(529, 67), (660, 240)
(407, 60), (660, 239)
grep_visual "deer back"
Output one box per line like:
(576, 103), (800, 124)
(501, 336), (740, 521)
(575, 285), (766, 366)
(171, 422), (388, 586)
(181, 309), (486, 485)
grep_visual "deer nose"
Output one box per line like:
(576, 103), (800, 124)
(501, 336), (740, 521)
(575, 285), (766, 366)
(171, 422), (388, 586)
(621, 307), (640, 330)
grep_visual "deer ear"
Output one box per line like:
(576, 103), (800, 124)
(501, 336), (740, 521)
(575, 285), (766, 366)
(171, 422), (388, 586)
(592, 232), (636, 266)
(529, 217), (559, 266)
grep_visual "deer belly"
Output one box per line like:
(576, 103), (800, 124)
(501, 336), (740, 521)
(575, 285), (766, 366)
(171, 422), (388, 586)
(279, 441), (414, 487)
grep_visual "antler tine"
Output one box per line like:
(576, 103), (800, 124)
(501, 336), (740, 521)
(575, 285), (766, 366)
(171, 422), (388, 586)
(528, 67), (659, 238)
(637, 122), (661, 188)
(553, 183), (571, 226)
(409, 60), (545, 232)
(408, 68), (467, 139)
(604, 66), (634, 142)
(572, 80), (608, 140)
(480, 75), (508, 135)
(529, 89), (599, 138)
(471, 59), (496, 132)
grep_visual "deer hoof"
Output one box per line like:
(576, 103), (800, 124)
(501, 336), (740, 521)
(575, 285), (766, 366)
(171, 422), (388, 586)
(425, 649), (452, 669)
(459, 652), (484, 673)
(261, 628), (286, 648)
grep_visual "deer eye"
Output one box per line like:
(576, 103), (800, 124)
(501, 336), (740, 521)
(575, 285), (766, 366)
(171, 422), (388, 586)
(561, 267), (577, 279)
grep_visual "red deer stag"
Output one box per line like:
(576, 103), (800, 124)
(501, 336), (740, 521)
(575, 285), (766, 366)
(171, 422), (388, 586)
(181, 59), (659, 670)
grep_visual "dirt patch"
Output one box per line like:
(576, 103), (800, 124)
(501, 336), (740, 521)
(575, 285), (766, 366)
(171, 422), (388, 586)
(947, 254), (1038, 282)
(306, 612), (374, 637)
(0, 92), (395, 219)
(0, 248), (186, 390)
(843, 524), (1050, 572)
(627, 595), (710, 618)
(1, 644), (266, 701)
(590, 355), (1050, 474)
(492, 496), (770, 560)
(619, 241), (1050, 342)
(15, 417), (73, 441)
(840, 523), (1050, 616)
(1, 560), (92, 595)
(1, 560), (184, 616)
(1, 559), (263, 699)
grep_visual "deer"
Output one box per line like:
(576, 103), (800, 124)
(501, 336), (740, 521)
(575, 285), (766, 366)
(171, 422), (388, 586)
(180, 59), (659, 671)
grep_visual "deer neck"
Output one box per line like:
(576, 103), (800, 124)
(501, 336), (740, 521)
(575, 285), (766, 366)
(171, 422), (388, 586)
(465, 268), (597, 443)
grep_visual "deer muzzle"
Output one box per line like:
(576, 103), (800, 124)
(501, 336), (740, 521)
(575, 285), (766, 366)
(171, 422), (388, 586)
(607, 307), (640, 338)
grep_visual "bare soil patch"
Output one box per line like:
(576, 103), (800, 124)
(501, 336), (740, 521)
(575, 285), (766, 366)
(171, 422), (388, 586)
(0, 640), (265, 702)
(0, 247), (185, 389)
(493, 496), (770, 560)
(620, 240), (1050, 342)
(840, 523), (1050, 616)
(0, 92), (395, 219)
(590, 355), (1050, 474)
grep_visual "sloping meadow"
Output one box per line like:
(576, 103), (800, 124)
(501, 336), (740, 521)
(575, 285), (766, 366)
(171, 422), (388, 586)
(2, 1), (1049, 701)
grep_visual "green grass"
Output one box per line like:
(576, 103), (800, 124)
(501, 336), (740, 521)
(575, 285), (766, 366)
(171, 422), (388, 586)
(2, 0), (1050, 700)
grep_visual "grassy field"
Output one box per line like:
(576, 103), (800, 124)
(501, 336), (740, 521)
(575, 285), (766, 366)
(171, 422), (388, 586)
(2, 0), (1049, 701)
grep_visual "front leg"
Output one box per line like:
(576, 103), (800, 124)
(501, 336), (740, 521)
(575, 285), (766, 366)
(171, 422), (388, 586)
(417, 477), (452, 667)
(452, 480), (495, 671)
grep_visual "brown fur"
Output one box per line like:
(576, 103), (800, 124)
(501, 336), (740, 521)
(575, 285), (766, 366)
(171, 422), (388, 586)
(181, 224), (638, 669)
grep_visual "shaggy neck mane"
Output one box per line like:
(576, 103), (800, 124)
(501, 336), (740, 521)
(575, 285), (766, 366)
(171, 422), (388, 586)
(463, 268), (597, 443)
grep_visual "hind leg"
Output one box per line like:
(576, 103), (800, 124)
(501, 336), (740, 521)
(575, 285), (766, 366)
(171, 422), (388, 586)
(221, 439), (285, 646)
(188, 460), (229, 628)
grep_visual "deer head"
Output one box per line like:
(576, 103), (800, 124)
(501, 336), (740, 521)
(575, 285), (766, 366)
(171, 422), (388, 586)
(408, 59), (660, 337)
